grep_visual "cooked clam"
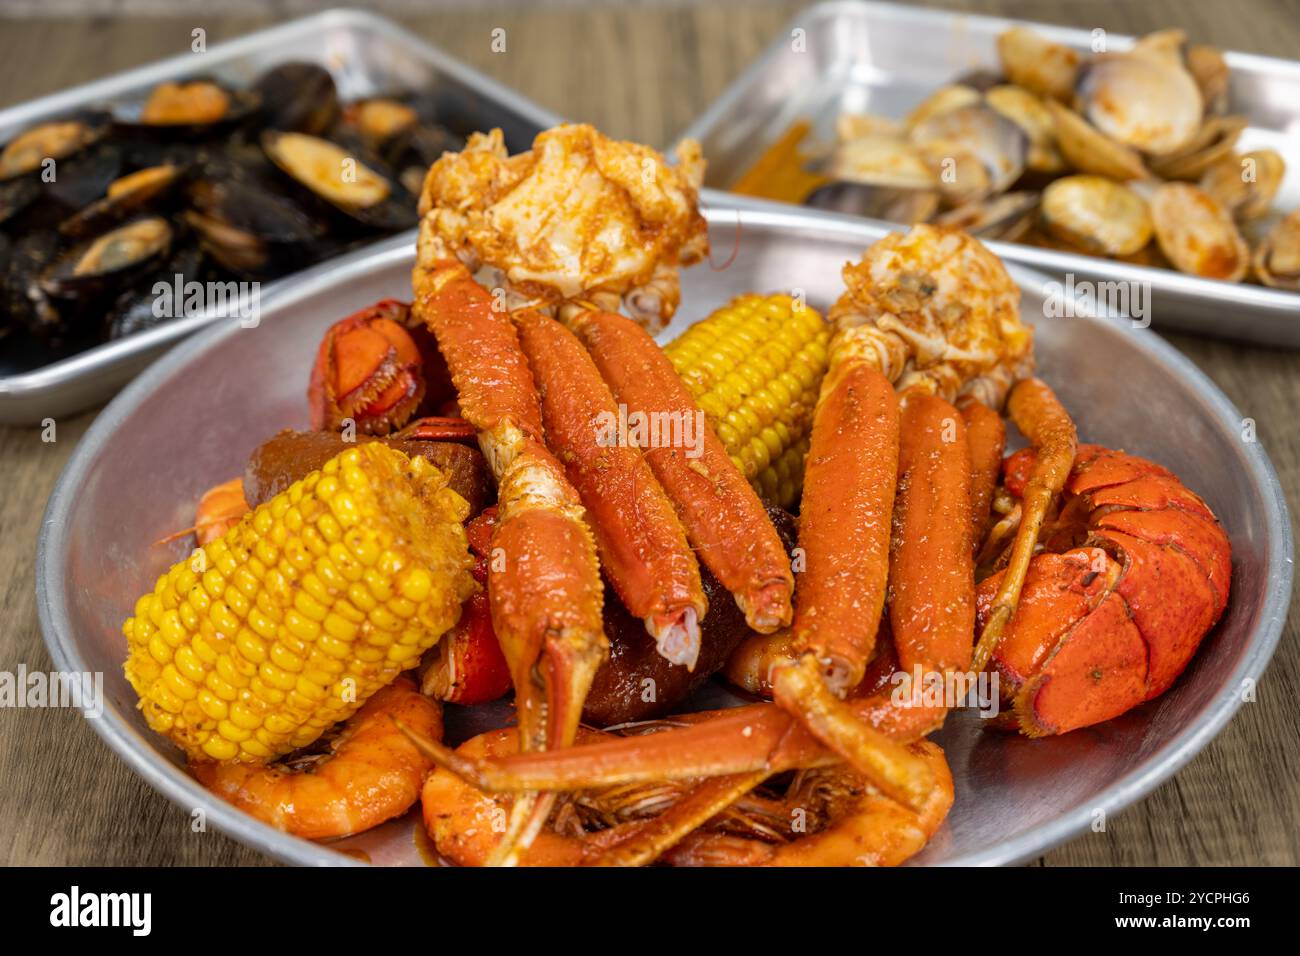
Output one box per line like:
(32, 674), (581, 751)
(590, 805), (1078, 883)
(1046, 99), (1150, 181)
(804, 181), (940, 223)
(1131, 29), (1188, 68)
(1252, 210), (1300, 290)
(909, 103), (1027, 203)
(1187, 45), (1230, 115)
(933, 190), (1039, 240)
(985, 84), (1065, 174)
(1200, 149), (1285, 220)
(0, 116), (107, 180)
(836, 113), (903, 142)
(996, 26), (1081, 102)
(904, 85), (982, 132)
(1075, 53), (1203, 156)
(1149, 182), (1249, 281)
(1148, 115), (1247, 180)
(1040, 175), (1152, 256)
(824, 134), (937, 189)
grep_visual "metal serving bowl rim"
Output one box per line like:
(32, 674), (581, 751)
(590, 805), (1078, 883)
(35, 214), (1294, 867)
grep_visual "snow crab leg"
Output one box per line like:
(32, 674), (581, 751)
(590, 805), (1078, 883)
(412, 232), (606, 863)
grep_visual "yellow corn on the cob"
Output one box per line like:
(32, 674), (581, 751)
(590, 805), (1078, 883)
(123, 443), (475, 764)
(665, 293), (829, 509)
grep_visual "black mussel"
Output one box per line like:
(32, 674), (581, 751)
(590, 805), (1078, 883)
(185, 177), (322, 278)
(5, 230), (64, 339)
(187, 177), (323, 244)
(0, 112), (109, 182)
(60, 163), (186, 239)
(39, 216), (173, 302)
(44, 142), (124, 213)
(0, 177), (41, 226)
(254, 62), (340, 136)
(105, 242), (207, 340)
(113, 80), (260, 137)
(260, 130), (417, 230)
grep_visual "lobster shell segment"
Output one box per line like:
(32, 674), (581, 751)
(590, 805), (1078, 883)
(979, 444), (1232, 735)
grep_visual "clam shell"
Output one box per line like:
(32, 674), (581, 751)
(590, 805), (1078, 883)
(1041, 175), (1153, 256)
(1199, 149), (1285, 220)
(1075, 53), (1203, 155)
(1252, 210), (1300, 289)
(1149, 182), (1249, 281)
(996, 26), (1080, 102)
(1046, 99), (1150, 181)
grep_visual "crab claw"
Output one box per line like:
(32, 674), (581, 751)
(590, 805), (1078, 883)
(308, 299), (427, 435)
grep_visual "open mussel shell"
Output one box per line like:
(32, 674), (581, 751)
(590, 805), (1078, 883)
(185, 177), (323, 278)
(804, 181), (940, 223)
(934, 190), (1040, 240)
(253, 62), (340, 135)
(59, 163), (185, 239)
(1200, 149), (1285, 220)
(1045, 99), (1150, 182)
(1148, 115), (1247, 180)
(0, 112), (110, 181)
(1149, 182), (1249, 282)
(261, 130), (417, 230)
(996, 26), (1081, 102)
(113, 80), (260, 136)
(105, 242), (208, 340)
(909, 103), (1028, 204)
(0, 177), (41, 226)
(1040, 175), (1153, 257)
(4, 229), (63, 338)
(39, 215), (173, 301)
(1252, 211), (1300, 290)
(1075, 52), (1203, 156)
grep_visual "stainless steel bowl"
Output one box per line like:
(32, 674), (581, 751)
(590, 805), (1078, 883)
(36, 209), (1292, 866)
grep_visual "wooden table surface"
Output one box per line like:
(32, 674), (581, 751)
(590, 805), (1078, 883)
(1, 0), (1297, 867)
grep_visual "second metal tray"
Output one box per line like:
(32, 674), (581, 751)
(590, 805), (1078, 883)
(0, 8), (562, 426)
(678, 1), (1300, 347)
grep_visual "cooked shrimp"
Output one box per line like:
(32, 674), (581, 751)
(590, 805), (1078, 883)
(193, 477), (249, 545)
(192, 678), (441, 840)
(662, 741), (953, 867)
(418, 725), (952, 867)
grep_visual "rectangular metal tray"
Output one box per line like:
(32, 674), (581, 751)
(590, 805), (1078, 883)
(678, 0), (1300, 347)
(0, 8), (563, 426)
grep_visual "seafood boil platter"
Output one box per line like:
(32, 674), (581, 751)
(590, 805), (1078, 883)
(677, 1), (1300, 346)
(0, 8), (560, 425)
(35, 115), (1291, 864)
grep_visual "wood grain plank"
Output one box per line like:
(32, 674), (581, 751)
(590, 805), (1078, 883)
(1, 0), (1296, 867)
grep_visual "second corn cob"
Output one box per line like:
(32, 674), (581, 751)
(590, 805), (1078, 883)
(123, 442), (475, 764)
(665, 293), (829, 508)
